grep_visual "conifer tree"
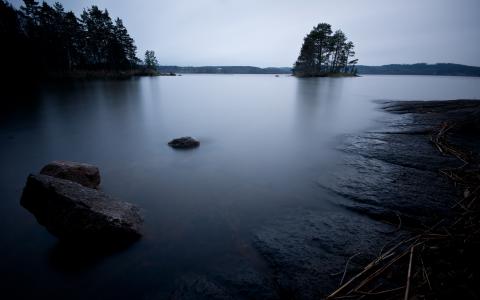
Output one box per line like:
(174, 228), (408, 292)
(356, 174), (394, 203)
(294, 23), (357, 76)
(144, 50), (159, 70)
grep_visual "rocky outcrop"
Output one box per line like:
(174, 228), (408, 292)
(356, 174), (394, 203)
(40, 160), (101, 189)
(21, 174), (142, 244)
(168, 136), (200, 149)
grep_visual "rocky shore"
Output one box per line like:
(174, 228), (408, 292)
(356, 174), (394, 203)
(168, 99), (479, 299)
(270, 99), (480, 299)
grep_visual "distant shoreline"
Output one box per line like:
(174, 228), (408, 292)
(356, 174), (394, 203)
(156, 63), (480, 77)
(39, 69), (176, 81)
(19, 63), (480, 83)
(356, 63), (480, 77)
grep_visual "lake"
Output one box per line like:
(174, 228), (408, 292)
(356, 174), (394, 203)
(1, 74), (479, 299)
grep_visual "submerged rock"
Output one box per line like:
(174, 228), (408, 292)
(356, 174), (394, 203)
(21, 174), (142, 244)
(170, 274), (235, 300)
(168, 136), (200, 149)
(253, 210), (399, 299)
(40, 160), (101, 189)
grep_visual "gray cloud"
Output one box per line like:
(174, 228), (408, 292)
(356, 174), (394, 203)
(9, 0), (480, 66)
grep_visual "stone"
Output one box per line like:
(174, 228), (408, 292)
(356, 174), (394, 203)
(40, 160), (101, 189)
(21, 174), (142, 244)
(168, 136), (200, 149)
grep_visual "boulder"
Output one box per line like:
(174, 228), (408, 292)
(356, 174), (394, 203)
(21, 174), (143, 244)
(168, 136), (200, 149)
(40, 160), (101, 189)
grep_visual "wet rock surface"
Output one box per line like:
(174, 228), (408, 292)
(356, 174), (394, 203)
(169, 262), (279, 300)
(170, 274), (236, 300)
(40, 160), (101, 189)
(254, 210), (401, 299)
(319, 153), (456, 224)
(249, 100), (480, 299)
(168, 136), (200, 149)
(317, 100), (480, 224)
(21, 174), (143, 243)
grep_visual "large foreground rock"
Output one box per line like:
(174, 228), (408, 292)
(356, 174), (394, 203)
(21, 174), (142, 243)
(40, 160), (101, 189)
(168, 136), (200, 149)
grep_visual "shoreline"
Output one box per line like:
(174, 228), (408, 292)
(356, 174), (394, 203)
(45, 69), (177, 80)
(293, 72), (358, 78)
(326, 99), (480, 299)
(250, 99), (479, 299)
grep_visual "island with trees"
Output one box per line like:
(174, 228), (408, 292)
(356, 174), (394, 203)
(293, 23), (358, 77)
(0, 0), (167, 81)
(2, 2), (478, 81)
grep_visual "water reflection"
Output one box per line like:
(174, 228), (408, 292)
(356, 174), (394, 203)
(295, 77), (343, 131)
(48, 240), (133, 273)
(0, 75), (479, 299)
(295, 77), (358, 151)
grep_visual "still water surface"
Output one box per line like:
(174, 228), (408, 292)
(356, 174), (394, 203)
(1, 75), (479, 298)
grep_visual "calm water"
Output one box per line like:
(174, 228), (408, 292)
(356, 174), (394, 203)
(1, 75), (479, 299)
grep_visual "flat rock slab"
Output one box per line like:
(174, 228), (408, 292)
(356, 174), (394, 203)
(168, 137), (200, 149)
(21, 174), (143, 244)
(253, 210), (400, 299)
(40, 160), (101, 189)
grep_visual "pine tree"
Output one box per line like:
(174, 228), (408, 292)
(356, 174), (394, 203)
(114, 18), (138, 69)
(62, 11), (84, 70)
(329, 30), (347, 72)
(341, 42), (355, 73)
(2, 0), (140, 77)
(144, 50), (159, 70)
(20, 0), (40, 24)
(293, 23), (357, 76)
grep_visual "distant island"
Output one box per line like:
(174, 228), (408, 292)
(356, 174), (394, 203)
(157, 63), (480, 77)
(356, 63), (480, 77)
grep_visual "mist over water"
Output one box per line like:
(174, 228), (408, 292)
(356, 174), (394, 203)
(0, 75), (479, 298)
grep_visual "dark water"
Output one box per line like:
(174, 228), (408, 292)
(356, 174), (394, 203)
(0, 75), (479, 299)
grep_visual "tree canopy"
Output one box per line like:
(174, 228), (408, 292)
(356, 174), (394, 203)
(144, 50), (159, 70)
(0, 0), (141, 79)
(293, 23), (358, 77)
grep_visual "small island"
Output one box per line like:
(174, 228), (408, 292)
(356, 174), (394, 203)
(293, 23), (358, 77)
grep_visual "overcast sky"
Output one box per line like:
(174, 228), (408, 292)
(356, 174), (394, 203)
(9, 0), (480, 67)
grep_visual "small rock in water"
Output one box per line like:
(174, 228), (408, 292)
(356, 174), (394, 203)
(168, 136), (200, 149)
(21, 173), (143, 245)
(40, 160), (101, 189)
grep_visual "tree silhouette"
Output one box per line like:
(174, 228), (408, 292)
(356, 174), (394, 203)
(144, 50), (159, 70)
(0, 0), (142, 80)
(293, 23), (357, 76)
